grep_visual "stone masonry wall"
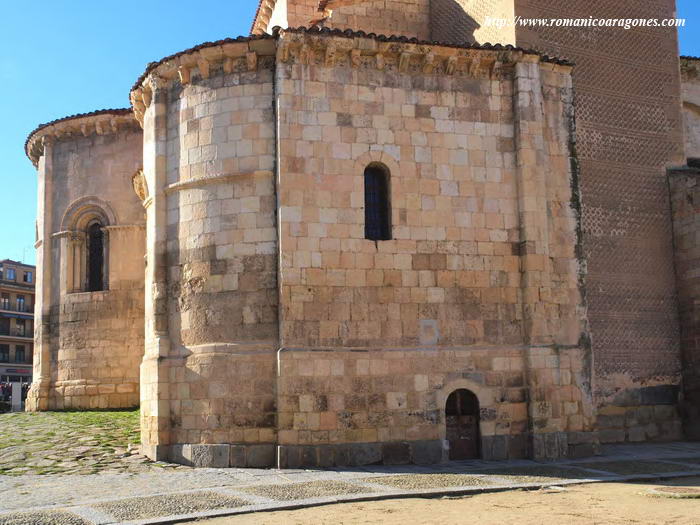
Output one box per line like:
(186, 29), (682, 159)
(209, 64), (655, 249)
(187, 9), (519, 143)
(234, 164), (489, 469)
(514, 0), (685, 443)
(669, 167), (700, 439)
(322, 0), (432, 40)
(28, 128), (145, 410)
(681, 58), (700, 160)
(139, 45), (279, 464)
(274, 31), (594, 466)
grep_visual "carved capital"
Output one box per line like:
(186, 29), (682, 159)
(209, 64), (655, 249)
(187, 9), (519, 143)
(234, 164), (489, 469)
(147, 74), (167, 93)
(132, 169), (149, 202)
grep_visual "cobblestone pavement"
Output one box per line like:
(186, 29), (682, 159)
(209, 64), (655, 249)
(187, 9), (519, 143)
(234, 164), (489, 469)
(1, 412), (699, 524)
(0, 410), (181, 476)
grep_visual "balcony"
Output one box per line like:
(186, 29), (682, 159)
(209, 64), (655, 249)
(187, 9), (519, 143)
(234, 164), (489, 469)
(0, 304), (32, 314)
(0, 329), (32, 339)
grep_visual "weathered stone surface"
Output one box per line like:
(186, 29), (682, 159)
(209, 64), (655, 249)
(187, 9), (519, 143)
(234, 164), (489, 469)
(187, 445), (230, 469)
(26, 1), (693, 469)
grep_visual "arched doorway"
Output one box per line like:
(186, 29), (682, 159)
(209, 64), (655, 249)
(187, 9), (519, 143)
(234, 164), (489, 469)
(445, 389), (480, 460)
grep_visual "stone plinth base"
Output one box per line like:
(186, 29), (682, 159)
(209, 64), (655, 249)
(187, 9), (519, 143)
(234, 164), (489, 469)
(278, 440), (445, 468)
(146, 433), (601, 469)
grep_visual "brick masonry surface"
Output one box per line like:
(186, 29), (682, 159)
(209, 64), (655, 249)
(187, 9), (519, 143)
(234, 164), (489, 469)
(669, 167), (700, 439)
(513, 0), (685, 443)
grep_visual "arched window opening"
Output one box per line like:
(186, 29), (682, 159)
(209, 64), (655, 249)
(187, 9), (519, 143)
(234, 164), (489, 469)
(364, 164), (391, 241)
(445, 389), (480, 460)
(87, 222), (105, 292)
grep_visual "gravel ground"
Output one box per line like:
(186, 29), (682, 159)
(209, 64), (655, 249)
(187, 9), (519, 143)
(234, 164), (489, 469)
(242, 481), (373, 501)
(94, 492), (249, 521)
(475, 466), (595, 483)
(364, 473), (494, 489)
(573, 460), (699, 475)
(0, 511), (90, 525)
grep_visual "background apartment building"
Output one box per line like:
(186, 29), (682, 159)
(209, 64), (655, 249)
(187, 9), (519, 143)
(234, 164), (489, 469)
(0, 259), (35, 384)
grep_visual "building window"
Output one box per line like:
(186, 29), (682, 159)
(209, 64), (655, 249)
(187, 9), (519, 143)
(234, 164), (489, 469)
(15, 319), (25, 337)
(23, 271), (32, 283)
(0, 345), (8, 363)
(14, 345), (25, 363)
(16, 295), (25, 313)
(87, 222), (105, 292)
(6, 268), (15, 281)
(0, 293), (8, 310)
(364, 164), (392, 241)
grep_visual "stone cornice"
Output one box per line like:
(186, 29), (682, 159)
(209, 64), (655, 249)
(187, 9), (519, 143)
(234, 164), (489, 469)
(128, 27), (573, 126)
(164, 171), (274, 194)
(681, 56), (700, 81)
(129, 36), (276, 126)
(25, 109), (139, 167)
(277, 28), (572, 79)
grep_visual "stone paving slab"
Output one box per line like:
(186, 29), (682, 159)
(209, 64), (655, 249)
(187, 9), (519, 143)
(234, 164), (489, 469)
(0, 442), (699, 524)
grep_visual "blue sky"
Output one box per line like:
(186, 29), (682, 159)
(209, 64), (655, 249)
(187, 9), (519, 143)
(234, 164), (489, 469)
(1, 0), (699, 265)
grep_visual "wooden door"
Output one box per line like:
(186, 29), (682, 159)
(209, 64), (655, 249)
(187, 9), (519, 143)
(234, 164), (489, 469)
(446, 389), (480, 460)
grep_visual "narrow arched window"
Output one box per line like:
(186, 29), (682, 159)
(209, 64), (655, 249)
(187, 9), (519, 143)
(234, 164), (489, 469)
(364, 164), (391, 241)
(87, 222), (105, 292)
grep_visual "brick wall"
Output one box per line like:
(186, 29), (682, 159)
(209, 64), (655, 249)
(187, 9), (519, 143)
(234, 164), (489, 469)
(322, 0), (432, 40)
(430, 0), (515, 45)
(514, 0), (685, 443)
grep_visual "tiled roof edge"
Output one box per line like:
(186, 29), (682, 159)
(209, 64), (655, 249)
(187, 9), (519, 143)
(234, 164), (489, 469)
(282, 26), (574, 66)
(24, 108), (133, 161)
(130, 34), (276, 94)
(130, 26), (572, 96)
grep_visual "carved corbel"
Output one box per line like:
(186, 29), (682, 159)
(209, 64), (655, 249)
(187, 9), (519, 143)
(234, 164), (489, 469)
(376, 53), (385, 71)
(300, 44), (312, 65)
(423, 53), (435, 74)
(197, 58), (210, 79)
(110, 118), (119, 134)
(95, 121), (105, 136)
(325, 44), (336, 67)
(399, 52), (411, 73)
(178, 66), (191, 85)
(491, 59), (503, 78)
(351, 48), (361, 68)
(223, 57), (234, 74)
(446, 56), (458, 75)
(131, 89), (146, 114)
(80, 123), (89, 137)
(147, 74), (167, 93)
(141, 87), (153, 107)
(468, 58), (480, 77)
(246, 51), (258, 71)
(132, 169), (149, 203)
(278, 40), (291, 63)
